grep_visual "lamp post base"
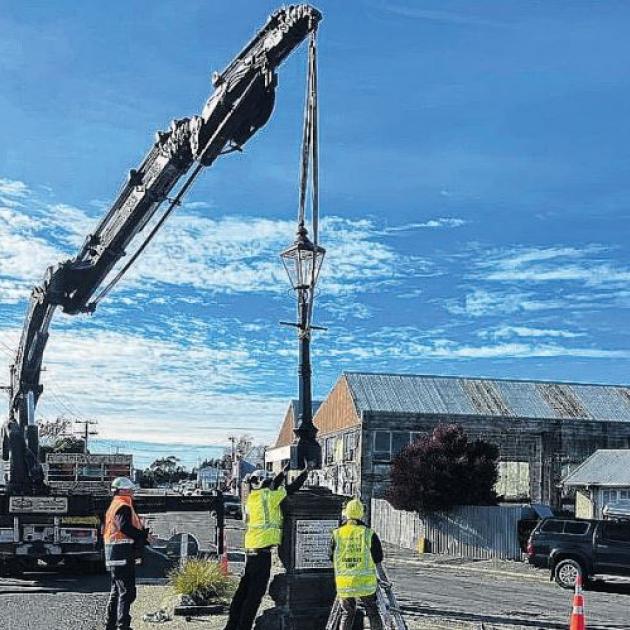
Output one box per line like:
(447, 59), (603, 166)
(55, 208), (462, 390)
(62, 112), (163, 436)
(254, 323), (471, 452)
(254, 487), (345, 630)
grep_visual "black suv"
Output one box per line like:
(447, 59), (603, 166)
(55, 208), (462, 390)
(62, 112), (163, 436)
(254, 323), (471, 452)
(527, 517), (630, 588)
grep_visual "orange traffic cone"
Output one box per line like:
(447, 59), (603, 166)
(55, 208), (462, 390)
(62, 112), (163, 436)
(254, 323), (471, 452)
(569, 574), (586, 630)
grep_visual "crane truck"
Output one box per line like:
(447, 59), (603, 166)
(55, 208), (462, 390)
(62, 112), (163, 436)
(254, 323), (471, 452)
(0, 5), (322, 573)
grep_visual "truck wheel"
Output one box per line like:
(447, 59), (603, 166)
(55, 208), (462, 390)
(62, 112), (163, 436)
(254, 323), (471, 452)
(554, 558), (585, 589)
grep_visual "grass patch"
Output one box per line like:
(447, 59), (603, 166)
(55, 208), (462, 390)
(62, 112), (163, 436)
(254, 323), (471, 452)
(168, 559), (236, 605)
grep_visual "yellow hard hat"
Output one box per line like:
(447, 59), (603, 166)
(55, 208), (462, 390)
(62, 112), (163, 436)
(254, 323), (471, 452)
(343, 498), (364, 521)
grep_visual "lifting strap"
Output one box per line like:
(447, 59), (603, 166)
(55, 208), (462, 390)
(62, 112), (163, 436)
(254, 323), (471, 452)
(297, 30), (320, 330)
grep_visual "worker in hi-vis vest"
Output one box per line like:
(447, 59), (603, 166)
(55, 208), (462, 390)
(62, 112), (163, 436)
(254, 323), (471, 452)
(104, 476), (148, 630)
(330, 498), (384, 630)
(224, 463), (308, 630)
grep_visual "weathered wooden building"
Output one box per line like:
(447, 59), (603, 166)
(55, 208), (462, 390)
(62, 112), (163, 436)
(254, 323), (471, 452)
(266, 372), (630, 508)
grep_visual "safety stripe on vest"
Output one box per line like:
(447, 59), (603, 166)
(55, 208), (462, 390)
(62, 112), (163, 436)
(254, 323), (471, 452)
(105, 559), (128, 567)
(262, 490), (270, 525)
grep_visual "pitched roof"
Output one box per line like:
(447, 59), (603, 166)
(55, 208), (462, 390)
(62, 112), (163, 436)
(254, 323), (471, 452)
(563, 450), (630, 486)
(273, 400), (323, 448)
(344, 372), (630, 422)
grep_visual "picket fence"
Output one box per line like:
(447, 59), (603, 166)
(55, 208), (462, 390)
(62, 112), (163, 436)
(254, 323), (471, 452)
(371, 499), (525, 560)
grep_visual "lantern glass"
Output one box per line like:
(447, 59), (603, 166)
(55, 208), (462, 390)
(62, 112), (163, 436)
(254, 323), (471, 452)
(281, 240), (325, 290)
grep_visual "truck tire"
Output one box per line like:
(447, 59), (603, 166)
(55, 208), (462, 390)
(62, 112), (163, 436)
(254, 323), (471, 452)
(554, 558), (585, 589)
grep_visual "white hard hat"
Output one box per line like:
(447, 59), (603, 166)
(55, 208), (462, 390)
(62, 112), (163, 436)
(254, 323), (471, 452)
(111, 477), (137, 492)
(248, 469), (269, 490)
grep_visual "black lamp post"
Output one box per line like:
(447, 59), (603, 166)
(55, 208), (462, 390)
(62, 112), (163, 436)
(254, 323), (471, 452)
(280, 221), (325, 469)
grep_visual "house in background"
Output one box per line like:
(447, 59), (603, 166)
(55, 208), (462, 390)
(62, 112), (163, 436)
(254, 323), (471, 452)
(197, 465), (226, 491)
(265, 399), (322, 472)
(562, 449), (630, 518)
(267, 372), (630, 508)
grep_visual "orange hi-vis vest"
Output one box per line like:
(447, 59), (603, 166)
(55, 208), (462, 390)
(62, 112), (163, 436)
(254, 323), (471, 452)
(103, 495), (143, 568)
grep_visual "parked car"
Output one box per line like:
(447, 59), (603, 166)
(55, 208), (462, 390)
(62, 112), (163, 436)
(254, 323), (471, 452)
(223, 494), (243, 520)
(527, 517), (630, 588)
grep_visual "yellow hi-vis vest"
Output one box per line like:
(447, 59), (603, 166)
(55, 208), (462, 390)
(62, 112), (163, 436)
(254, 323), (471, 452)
(333, 522), (377, 598)
(244, 486), (287, 550)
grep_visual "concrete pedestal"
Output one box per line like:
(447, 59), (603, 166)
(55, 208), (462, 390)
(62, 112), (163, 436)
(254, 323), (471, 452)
(255, 487), (346, 630)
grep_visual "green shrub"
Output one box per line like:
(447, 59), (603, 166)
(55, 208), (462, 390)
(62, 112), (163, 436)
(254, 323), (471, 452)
(168, 559), (236, 605)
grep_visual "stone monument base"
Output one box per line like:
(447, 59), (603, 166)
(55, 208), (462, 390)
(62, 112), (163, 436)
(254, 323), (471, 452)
(254, 487), (346, 630)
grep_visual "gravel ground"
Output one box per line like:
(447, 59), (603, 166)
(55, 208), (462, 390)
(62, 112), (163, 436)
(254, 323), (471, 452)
(0, 572), (110, 630)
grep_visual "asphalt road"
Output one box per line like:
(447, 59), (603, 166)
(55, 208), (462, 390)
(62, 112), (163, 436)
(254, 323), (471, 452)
(385, 546), (630, 629)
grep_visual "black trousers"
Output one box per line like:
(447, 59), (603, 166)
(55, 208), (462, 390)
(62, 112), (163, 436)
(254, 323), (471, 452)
(340, 594), (383, 630)
(224, 550), (272, 630)
(106, 563), (137, 630)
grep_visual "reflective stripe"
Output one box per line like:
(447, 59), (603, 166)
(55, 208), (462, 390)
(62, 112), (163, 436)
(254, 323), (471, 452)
(105, 559), (127, 567)
(333, 524), (377, 598)
(103, 496), (143, 568)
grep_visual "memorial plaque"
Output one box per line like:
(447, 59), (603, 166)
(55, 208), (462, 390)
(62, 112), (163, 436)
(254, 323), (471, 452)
(294, 519), (337, 570)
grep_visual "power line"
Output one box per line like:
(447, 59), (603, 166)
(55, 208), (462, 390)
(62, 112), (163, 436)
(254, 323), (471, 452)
(45, 379), (96, 423)
(44, 382), (88, 422)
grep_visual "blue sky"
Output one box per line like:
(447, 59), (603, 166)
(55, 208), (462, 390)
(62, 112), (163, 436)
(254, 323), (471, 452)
(1, 1), (629, 466)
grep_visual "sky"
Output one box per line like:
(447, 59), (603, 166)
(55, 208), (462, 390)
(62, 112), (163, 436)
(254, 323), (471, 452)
(1, 1), (629, 468)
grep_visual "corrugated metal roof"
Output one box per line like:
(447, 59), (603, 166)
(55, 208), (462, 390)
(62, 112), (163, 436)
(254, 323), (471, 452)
(563, 450), (630, 486)
(344, 372), (630, 422)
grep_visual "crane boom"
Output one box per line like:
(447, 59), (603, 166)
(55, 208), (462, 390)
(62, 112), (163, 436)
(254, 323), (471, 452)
(3, 5), (321, 491)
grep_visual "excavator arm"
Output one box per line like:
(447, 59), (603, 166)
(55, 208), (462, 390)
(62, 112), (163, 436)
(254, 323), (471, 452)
(3, 5), (321, 491)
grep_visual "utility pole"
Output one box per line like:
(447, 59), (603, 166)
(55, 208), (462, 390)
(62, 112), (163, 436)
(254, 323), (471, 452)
(74, 419), (98, 453)
(228, 435), (237, 462)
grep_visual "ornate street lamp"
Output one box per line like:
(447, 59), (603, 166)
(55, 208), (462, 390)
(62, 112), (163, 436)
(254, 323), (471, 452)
(280, 221), (325, 469)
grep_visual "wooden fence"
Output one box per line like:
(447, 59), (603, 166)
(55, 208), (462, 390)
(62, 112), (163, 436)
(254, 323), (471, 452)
(371, 499), (525, 560)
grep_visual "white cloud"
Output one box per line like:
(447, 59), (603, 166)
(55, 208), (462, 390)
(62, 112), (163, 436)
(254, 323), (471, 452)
(326, 324), (629, 363)
(0, 178), (29, 200)
(480, 245), (630, 287)
(444, 289), (561, 317)
(480, 325), (585, 340)
(383, 217), (467, 233)
(0, 323), (287, 444)
(0, 176), (429, 317)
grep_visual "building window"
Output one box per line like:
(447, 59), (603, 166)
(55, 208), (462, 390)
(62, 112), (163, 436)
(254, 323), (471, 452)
(602, 489), (619, 506)
(619, 490), (630, 500)
(325, 437), (335, 465)
(392, 432), (411, 457)
(373, 431), (391, 461)
(343, 432), (357, 462)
